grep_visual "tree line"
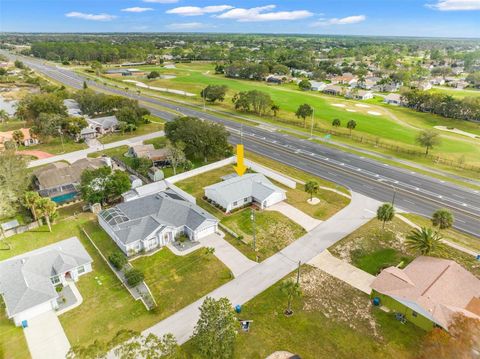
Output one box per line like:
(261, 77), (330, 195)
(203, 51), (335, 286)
(402, 89), (480, 122)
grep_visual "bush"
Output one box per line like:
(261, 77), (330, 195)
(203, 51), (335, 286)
(109, 251), (128, 270)
(125, 268), (144, 287)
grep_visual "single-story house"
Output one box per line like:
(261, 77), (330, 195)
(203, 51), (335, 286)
(346, 89), (373, 100)
(0, 237), (92, 326)
(371, 256), (480, 331)
(33, 157), (111, 203)
(87, 115), (119, 135)
(204, 173), (286, 213)
(384, 93), (403, 106)
(104, 69), (131, 77)
(0, 128), (38, 149)
(128, 144), (169, 166)
(330, 73), (357, 86)
(310, 81), (327, 91)
(79, 126), (97, 141)
(412, 81), (432, 91)
(99, 189), (219, 256)
(322, 85), (344, 96)
(63, 99), (83, 117)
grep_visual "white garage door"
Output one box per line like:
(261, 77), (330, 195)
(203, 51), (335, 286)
(196, 225), (216, 239)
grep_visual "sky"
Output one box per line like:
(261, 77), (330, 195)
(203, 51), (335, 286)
(1, 0), (480, 38)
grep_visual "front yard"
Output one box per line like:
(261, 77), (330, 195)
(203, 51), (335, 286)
(329, 216), (480, 278)
(97, 120), (164, 145)
(185, 266), (424, 358)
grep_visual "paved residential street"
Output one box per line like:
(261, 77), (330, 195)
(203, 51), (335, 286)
(107, 192), (380, 351)
(27, 131), (165, 168)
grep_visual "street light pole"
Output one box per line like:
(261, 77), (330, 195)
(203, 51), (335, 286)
(391, 185), (396, 206)
(310, 107), (315, 139)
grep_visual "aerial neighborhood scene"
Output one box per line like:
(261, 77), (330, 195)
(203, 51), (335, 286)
(1, 0), (480, 358)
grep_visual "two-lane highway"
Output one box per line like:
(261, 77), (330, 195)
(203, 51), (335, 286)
(9, 53), (480, 236)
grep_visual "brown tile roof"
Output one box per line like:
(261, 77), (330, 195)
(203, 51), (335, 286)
(371, 256), (480, 329)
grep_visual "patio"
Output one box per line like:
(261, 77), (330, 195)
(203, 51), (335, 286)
(56, 281), (83, 316)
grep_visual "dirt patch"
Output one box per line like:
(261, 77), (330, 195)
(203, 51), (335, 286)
(300, 267), (380, 338)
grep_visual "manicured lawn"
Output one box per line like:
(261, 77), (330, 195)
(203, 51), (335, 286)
(31, 137), (88, 155)
(185, 267), (424, 358)
(98, 121), (164, 144)
(0, 300), (29, 359)
(329, 217), (480, 278)
(132, 247), (232, 316)
(61, 220), (232, 348)
(88, 145), (129, 159)
(143, 136), (168, 149)
(221, 209), (305, 260)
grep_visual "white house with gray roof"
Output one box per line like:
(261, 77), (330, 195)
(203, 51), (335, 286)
(98, 189), (219, 256)
(204, 173), (286, 213)
(0, 237), (92, 326)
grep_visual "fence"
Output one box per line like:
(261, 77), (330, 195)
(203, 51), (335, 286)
(244, 159), (297, 188)
(166, 157), (236, 184)
(111, 157), (152, 184)
(1, 221), (41, 239)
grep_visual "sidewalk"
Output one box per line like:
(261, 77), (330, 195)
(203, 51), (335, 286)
(308, 250), (375, 294)
(266, 202), (322, 232)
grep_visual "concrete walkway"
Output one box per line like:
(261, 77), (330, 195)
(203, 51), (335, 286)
(199, 232), (257, 277)
(308, 250), (375, 294)
(103, 192), (380, 352)
(28, 131), (164, 168)
(23, 311), (71, 359)
(266, 202), (322, 231)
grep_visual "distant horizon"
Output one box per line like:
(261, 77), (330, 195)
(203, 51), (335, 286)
(1, 31), (480, 41)
(1, 0), (480, 38)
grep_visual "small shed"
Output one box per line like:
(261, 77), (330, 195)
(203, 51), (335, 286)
(148, 167), (164, 182)
(129, 175), (143, 189)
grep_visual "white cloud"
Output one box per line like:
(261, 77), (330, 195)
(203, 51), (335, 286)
(166, 22), (214, 30)
(143, 0), (179, 3)
(122, 7), (154, 13)
(166, 5), (233, 16)
(65, 12), (116, 21)
(427, 0), (480, 10)
(311, 15), (366, 26)
(216, 5), (313, 22)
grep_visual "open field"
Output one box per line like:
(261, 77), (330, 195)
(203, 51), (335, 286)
(429, 86), (480, 99)
(184, 267), (425, 358)
(92, 63), (480, 169)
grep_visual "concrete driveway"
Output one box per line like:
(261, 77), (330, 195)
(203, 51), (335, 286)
(200, 233), (257, 277)
(23, 311), (70, 359)
(308, 250), (375, 294)
(266, 202), (322, 232)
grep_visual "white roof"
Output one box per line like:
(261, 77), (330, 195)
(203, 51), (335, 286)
(204, 173), (285, 204)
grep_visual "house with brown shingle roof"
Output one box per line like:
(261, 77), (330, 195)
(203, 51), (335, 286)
(371, 256), (480, 331)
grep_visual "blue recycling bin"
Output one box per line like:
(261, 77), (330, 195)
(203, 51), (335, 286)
(235, 304), (242, 313)
(476, 254), (480, 261)
(21, 320), (28, 328)
(373, 297), (381, 306)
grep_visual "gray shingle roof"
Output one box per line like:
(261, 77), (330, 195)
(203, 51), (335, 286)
(100, 189), (217, 245)
(0, 237), (92, 317)
(204, 173), (285, 204)
(87, 115), (119, 130)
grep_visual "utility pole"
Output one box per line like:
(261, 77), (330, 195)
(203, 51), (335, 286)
(251, 208), (256, 254)
(296, 260), (301, 285)
(58, 127), (65, 153)
(310, 107), (315, 139)
(391, 185), (397, 207)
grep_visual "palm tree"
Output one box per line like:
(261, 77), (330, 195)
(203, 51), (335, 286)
(377, 203), (395, 229)
(24, 191), (41, 221)
(347, 120), (357, 135)
(304, 180), (319, 202)
(36, 197), (57, 232)
(280, 279), (302, 315)
(0, 109), (9, 123)
(406, 227), (444, 255)
(332, 118), (341, 128)
(431, 208), (454, 230)
(271, 104), (280, 117)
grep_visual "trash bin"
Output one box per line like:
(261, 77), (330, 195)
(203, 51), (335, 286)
(373, 297), (381, 306)
(21, 320), (28, 328)
(235, 304), (242, 313)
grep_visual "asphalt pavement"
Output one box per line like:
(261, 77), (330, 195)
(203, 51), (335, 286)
(9, 53), (480, 237)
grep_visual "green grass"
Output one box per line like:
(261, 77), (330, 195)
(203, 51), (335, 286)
(31, 137), (88, 155)
(98, 121), (164, 144)
(0, 120), (26, 132)
(143, 136), (168, 149)
(185, 267), (424, 359)
(0, 299), (29, 359)
(221, 209), (305, 260)
(329, 216), (480, 278)
(428, 86), (480, 99)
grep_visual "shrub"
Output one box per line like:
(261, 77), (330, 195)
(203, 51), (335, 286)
(125, 268), (144, 287)
(109, 251), (128, 270)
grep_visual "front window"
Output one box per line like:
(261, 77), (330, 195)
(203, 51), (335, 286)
(51, 275), (61, 285)
(412, 311), (417, 317)
(77, 266), (85, 274)
(233, 201), (238, 206)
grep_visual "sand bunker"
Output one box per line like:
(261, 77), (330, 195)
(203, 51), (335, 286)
(355, 104), (370, 108)
(346, 109), (357, 113)
(367, 111), (381, 116)
(332, 104), (346, 107)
